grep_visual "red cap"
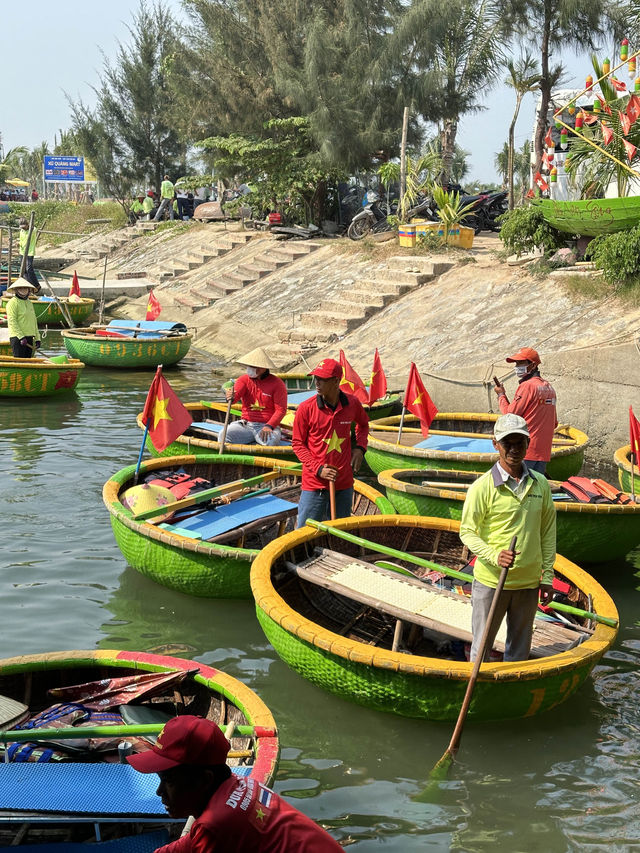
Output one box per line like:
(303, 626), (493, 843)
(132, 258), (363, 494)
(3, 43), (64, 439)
(505, 347), (540, 366)
(308, 358), (342, 379)
(126, 715), (230, 773)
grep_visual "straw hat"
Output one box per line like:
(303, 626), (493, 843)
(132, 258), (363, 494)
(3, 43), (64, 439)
(236, 347), (276, 370)
(7, 278), (38, 293)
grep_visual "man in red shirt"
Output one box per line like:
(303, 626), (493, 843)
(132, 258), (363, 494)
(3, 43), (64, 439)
(128, 715), (343, 852)
(494, 347), (557, 474)
(292, 357), (369, 526)
(224, 347), (288, 446)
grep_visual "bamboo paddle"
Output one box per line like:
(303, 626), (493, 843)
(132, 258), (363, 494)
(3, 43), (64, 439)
(0, 722), (275, 743)
(304, 521), (618, 628)
(329, 480), (337, 520)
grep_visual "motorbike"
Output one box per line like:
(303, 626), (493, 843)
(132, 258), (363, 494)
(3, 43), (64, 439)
(479, 190), (508, 231)
(347, 191), (393, 240)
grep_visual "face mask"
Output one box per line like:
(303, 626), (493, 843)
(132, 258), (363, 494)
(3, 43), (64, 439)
(246, 367), (260, 378)
(514, 364), (529, 378)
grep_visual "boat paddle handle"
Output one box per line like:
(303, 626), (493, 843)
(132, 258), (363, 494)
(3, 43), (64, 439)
(0, 722), (276, 743)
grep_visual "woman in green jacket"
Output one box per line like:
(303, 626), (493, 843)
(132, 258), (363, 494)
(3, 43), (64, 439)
(6, 279), (41, 358)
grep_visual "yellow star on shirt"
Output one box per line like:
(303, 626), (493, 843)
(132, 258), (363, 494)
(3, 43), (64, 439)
(324, 430), (345, 454)
(255, 807), (266, 821)
(152, 395), (172, 429)
(250, 400), (265, 410)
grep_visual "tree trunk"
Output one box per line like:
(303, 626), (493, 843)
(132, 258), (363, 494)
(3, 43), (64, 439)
(440, 118), (458, 187)
(534, 0), (552, 184)
(399, 107), (409, 206)
(508, 95), (523, 210)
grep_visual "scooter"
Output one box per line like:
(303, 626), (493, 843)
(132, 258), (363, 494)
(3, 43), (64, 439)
(347, 192), (393, 240)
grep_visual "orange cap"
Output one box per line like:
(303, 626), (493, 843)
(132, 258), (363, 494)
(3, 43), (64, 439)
(505, 347), (540, 366)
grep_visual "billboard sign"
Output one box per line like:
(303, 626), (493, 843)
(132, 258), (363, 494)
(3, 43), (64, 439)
(43, 155), (85, 183)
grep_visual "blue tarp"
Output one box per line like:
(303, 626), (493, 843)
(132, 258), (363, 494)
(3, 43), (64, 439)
(160, 493), (298, 540)
(106, 319), (187, 338)
(287, 390), (316, 406)
(0, 832), (170, 852)
(415, 435), (496, 453)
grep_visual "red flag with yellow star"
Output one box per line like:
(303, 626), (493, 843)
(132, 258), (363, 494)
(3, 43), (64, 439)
(368, 348), (387, 405)
(141, 367), (192, 452)
(146, 289), (162, 321)
(630, 406), (640, 461)
(404, 363), (438, 437)
(339, 350), (369, 404)
(68, 271), (81, 298)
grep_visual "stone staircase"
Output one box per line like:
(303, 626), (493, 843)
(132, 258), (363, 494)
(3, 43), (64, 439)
(74, 228), (143, 262)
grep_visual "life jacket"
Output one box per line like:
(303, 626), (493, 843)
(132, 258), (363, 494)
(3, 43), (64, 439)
(591, 479), (633, 505)
(560, 476), (610, 504)
(147, 471), (212, 501)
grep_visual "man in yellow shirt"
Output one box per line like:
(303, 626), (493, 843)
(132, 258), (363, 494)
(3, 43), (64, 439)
(6, 278), (41, 358)
(153, 175), (175, 221)
(18, 218), (40, 292)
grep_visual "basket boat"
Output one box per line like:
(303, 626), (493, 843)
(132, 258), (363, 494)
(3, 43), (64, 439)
(251, 515), (618, 722)
(532, 196), (640, 237)
(1, 294), (95, 327)
(378, 467), (640, 564)
(0, 648), (278, 847)
(62, 326), (192, 368)
(0, 355), (84, 397)
(614, 444), (639, 494)
(366, 412), (588, 481)
(277, 373), (402, 421)
(103, 453), (393, 598)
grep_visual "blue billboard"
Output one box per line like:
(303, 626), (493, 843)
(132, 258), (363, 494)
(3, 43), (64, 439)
(43, 155), (85, 183)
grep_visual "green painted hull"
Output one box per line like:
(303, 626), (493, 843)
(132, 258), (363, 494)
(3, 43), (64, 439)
(534, 196), (640, 237)
(1, 296), (95, 327)
(63, 332), (191, 368)
(0, 355), (83, 397)
(147, 434), (298, 463)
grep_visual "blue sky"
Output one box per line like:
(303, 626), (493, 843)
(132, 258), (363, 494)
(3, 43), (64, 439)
(1, 1), (616, 183)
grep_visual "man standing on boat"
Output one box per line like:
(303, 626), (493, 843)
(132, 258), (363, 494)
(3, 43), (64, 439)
(224, 348), (288, 446)
(127, 715), (344, 852)
(459, 414), (556, 662)
(493, 347), (557, 474)
(154, 175), (176, 221)
(292, 357), (369, 527)
(18, 218), (41, 292)
(6, 278), (41, 358)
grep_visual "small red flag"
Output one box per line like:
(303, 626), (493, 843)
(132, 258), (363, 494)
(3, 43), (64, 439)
(624, 138), (637, 161)
(544, 127), (554, 148)
(368, 348), (387, 405)
(602, 124), (614, 145)
(610, 76), (627, 92)
(597, 95), (612, 116)
(69, 271), (81, 298)
(630, 406), (640, 461)
(146, 289), (162, 321)
(534, 172), (549, 192)
(339, 350), (369, 405)
(404, 363), (438, 437)
(525, 188), (535, 199)
(619, 109), (632, 136)
(584, 112), (598, 126)
(627, 94), (640, 125)
(141, 367), (192, 452)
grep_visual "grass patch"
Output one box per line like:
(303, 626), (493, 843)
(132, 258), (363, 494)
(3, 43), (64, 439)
(4, 201), (126, 247)
(555, 271), (640, 307)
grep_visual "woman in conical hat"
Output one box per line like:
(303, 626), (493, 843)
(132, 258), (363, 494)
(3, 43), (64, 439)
(6, 278), (41, 358)
(223, 347), (288, 446)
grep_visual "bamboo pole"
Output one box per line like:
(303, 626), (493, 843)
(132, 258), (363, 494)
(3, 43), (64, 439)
(0, 722), (275, 743)
(7, 228), (12, 285)
(19, 213), (36, 279)
(98, 255), (108, 324)
(399, 106), (410, 206)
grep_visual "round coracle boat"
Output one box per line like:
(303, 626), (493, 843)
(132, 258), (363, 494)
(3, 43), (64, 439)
(278, 373), (402, 421)
(614, 444), (639, 494)
(366, 412), (588, 481)
(62, 326), (192, 369)
(250, 515), (618, 722)
(103, 453), (394, 598)
(0, 649), (278, 847)
(0, 355), (84, 397)
(378, 468), (640, 564)
(1, 293), (95, 327)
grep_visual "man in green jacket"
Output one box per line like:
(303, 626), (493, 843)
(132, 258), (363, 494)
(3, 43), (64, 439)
(459, 413), (556, 662)
(6, 278), (41, 358)
(18, 218), (40, 292)
(153, 175), (175, 221)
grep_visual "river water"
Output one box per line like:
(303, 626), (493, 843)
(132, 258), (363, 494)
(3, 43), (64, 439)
(2, 336), (639, 852)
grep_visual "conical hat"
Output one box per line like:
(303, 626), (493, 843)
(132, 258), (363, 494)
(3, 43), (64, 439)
(6, 277), (38, 293)
(236, 347), (276, 369)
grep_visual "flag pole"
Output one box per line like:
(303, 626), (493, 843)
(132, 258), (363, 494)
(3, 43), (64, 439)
(134, 365), (162, 484)
(631, 451), (636, 502)
(396, 369), (411, 445)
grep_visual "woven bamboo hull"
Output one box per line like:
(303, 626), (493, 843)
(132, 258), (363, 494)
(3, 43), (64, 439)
(2, 296), (95, 327)
(533, 196), (640, 237)
(0, 342), (10, 357)
(62, 330), (191, 368)
(0, 355), (84, 397)
(615, 445), (638, 494)
(104, 454), (394, 598)
(366, 413), (587, 482)
(251, 516), (618, 721)
(379, 468), (640, 564)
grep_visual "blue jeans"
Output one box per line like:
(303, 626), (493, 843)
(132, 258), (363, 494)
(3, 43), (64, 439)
(525, 459), (547, 474)
(224, 420), (282, 446)
(154, 197), (175, 221)
(297, 488), (353, 528)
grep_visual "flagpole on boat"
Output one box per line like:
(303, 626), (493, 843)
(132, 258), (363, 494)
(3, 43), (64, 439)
(396, 368), (411, 445)
(632, 451), (636, 502)
(219, 383), (234, 454)
(134, 365), (162, 483)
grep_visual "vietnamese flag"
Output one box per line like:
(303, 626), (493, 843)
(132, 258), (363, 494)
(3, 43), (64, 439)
(368, 348), (387, 405)
(141, 366), (192, 452)
(630, 406), (640, 461)
(544, 127), (554, 148)
(146, 289), (162, 321)
(68, 270), (81, 297)
(339, 350), (368, 405)
(404, 363), (438, 437)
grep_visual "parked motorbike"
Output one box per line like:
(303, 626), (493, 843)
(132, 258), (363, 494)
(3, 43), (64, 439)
(347, 192), (393, 240)
(479, 190), (508, 231)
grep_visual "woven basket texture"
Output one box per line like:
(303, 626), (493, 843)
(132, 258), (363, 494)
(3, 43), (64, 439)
(0, 363), (81, 397)
(64, 334), (191, 368)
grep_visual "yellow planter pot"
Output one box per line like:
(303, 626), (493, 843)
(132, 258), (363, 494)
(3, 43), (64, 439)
(412, 221), (474, 249)
(398, 224), (416, 247)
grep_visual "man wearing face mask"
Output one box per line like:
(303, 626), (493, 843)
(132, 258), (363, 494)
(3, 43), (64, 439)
(493, 347), (557, 474)
(223, 348), (288, 446)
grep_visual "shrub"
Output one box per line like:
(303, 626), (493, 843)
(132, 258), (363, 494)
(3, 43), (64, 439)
(5, 201), (126, 246)
(499, 205), (565, 255)
(587, 226), (640, 285)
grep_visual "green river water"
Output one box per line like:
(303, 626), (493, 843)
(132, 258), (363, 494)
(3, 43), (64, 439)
(1, 337), (639, 851)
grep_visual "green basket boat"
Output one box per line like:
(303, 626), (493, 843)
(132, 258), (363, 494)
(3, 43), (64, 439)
(378, 467), (640, 564)
(533, 195), (640, 237)
(366, 412), (588, 481)
(62, 327), (192, 368)
(251, 515), (618, 722)
(1, 294), (96, 327)
(103, 453), (394, 598)
(0, 649), (278, 845)
(278, 372), (402, 421)
(614, 444), (639, 494)
(0, 354), (84, 397)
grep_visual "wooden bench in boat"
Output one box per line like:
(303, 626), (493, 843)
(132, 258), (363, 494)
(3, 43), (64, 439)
(288, 548), (585, 658)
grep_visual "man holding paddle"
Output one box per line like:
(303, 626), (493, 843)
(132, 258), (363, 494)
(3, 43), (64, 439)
(460, 414), (556, 662)
(223, 347), (287, 446)
(292, 357), (369, 526)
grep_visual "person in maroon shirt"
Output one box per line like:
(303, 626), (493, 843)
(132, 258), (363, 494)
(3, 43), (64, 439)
(292, 357), (369, 527)
(224, 347), (288, 446)
(493, 347), (557, 474)
(127, 715), (343, 852)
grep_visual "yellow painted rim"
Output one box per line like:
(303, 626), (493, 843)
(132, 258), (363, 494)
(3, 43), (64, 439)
(614, 444), (639, 477)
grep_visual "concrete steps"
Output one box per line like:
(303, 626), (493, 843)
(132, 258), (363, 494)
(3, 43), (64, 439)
(277, 327), (337, 345)
(173, 291), (210, 311)
(299, 310), (367, 334)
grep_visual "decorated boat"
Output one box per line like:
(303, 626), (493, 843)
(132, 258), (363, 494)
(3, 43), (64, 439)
(378, 467), (640, 564)
(614, 444), (639, 494)
(0, 355), (84, 397)
(0, 648), (278, 847)
(103, 453), (393, 598)
(278, 373), (402, 421)
(366, 412), (588, 481)
(62, 321), (192, 369)
(251, 515), (618, 722)
(1, 293), (95, 327)
(533, 196), (640, 237)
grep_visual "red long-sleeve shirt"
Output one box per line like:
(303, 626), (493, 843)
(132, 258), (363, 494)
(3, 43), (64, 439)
(498, 374), (558, 461)
(292, 391), (369, 490)
(156, 775), (343, 852)
(231, 373), (287, 428)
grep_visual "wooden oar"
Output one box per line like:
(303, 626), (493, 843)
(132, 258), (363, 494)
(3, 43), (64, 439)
(0, 722), (275, 743)
(304, 520), (618, 627)
(329, 480), (337, 520)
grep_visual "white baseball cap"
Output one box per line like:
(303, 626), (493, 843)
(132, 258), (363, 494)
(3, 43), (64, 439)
(494, 414), (530, 442)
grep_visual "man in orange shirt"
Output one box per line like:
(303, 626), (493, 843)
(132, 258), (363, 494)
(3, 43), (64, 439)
(494, 347), (557, 474)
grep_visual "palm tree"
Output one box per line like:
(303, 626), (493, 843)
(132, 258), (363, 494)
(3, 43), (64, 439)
(495, 142), (509, 186)
(505, 53), (541, 209)
(0, 146), (28, 185)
